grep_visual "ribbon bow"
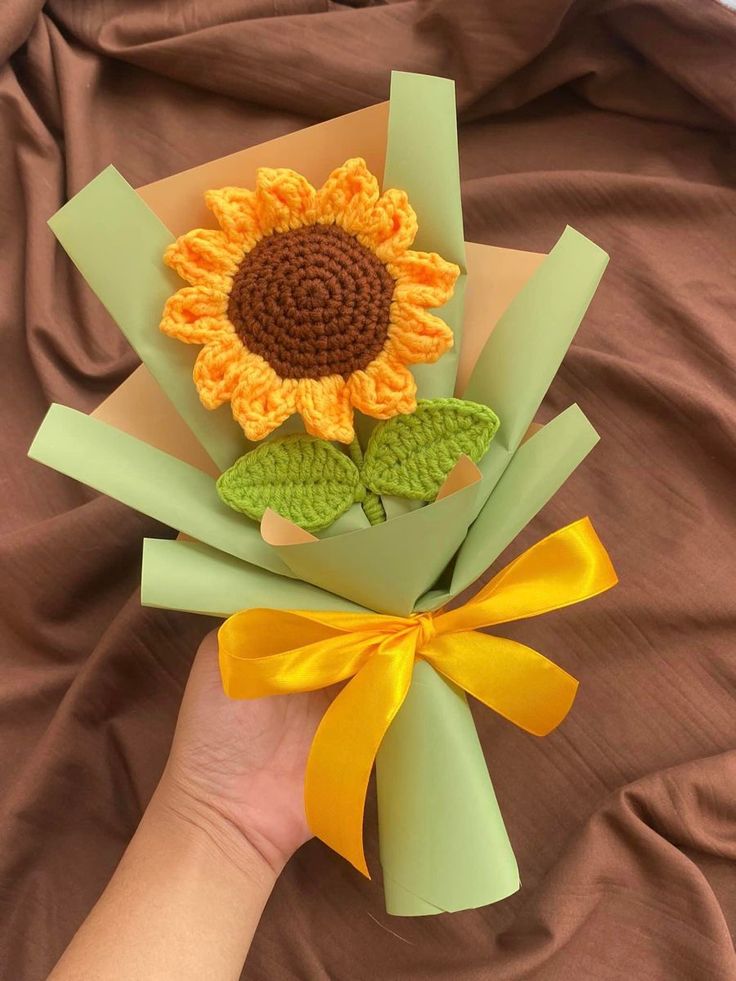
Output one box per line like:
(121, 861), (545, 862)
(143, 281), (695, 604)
(218, 517), (617, 876)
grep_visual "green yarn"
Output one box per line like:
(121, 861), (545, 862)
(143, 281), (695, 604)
(346, 436), (364, 471)
(216, 399), (499, 532)
(361, 398), (500, 500)
(348, 437), (386, 526)
(362, 492), (387, 526)
(216, 434), (360, 533)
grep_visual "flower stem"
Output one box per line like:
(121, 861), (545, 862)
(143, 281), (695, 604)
(348, 436), (386, 526)
(362, 493), (387, 526)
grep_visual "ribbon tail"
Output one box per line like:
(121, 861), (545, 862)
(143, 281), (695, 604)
(304, 636), (415, 877)
(423, 632), (578, 736)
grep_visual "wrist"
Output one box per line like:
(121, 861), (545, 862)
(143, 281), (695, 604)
(151, 771), (285, 887)
(49, 771), (280, 978)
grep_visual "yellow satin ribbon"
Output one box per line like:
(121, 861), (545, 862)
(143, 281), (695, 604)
(218, 517), (617, 876)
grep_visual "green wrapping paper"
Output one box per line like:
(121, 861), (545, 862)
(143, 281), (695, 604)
(29, 72), (610, 916)
(377, 661), (519, 915)
(372, 72), (517, 914)
(372, 75), (607, 915)
(48, 169), (246, 472)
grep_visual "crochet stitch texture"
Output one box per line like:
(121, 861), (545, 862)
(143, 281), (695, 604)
(228, 224), (395, 379)
(362, 398), (500, 500)
(159, 158), (460, 444)
(216, 434), (361, 532)
(216, 398), (500, 532)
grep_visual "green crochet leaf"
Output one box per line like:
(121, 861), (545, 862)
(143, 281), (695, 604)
(362, 398), (500, 501)
(216, 435), (360, 533)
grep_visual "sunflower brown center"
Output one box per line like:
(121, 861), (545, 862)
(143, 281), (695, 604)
(227, 223), (395, 380)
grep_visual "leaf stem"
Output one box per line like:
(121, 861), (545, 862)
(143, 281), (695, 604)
(348, 436), (386, 526)
(347, 435), (364, 470)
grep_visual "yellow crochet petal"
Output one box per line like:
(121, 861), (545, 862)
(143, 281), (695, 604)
(315, 158), (380, 236)
(253, 168), (317, 235)
(205, 187), (262, 250)
(161, 159), (462, 445)
(193, 338), (250, 409)
(348, 354), (417, 420)
(231, 362), (297, 441)
(164, 229), (242, 289)
(388, 300), (454, 364)
(296, 377), (354, 444)
(357, 188), (418, 263)
(389, 250), (461, 308)
(159, 286), (232, 344)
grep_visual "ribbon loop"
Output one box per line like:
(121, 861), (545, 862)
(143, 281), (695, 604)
(434, 516), (617, 636)
(217, 517), (617, 875)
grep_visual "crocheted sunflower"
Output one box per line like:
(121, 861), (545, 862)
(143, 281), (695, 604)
(159, 158), (460, 444)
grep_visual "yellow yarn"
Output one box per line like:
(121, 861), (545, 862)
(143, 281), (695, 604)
(159, 158), (460, 444)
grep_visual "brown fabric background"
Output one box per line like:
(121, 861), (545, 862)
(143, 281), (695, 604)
(1, 1), (735, 978)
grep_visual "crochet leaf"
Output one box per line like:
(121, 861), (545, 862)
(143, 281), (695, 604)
(216, 435), (360, 533)
(361, 398), (500, 501)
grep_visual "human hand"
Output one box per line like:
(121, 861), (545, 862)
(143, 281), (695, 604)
(51, 629), (327, 979)
(159, 629), (334, 876)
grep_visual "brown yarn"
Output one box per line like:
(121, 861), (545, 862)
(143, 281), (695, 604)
(227, 224), (394, 380)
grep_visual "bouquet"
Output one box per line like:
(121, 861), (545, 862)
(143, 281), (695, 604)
(29, 72), (617, 916)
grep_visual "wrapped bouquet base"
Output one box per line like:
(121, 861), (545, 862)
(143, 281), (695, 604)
(378, 660), (520, 914)
(30, 73), (614, 915)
